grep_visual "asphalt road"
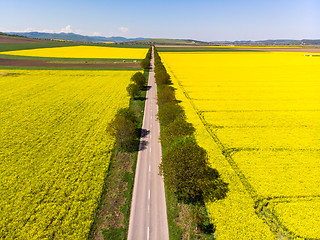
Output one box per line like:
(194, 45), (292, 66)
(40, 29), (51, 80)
(127, 48), (169, 240)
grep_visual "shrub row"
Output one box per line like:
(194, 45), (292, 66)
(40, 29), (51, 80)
(126, 72), (147, 98)
(140, 46), (152, 69)
(154, 48), (171, 85)
(154, 47), (228, 234)
(109, 69), (148, 150)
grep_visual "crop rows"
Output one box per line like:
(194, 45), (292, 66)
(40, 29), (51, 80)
(0, 69), (134, 239)
(160, 51), (320, 239)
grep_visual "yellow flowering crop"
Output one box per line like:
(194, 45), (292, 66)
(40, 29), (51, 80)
(0, 69), (133, 239)
(160, 50), (320, 239)
(270, 199), (320, 239)
(1, 45), (148, 59)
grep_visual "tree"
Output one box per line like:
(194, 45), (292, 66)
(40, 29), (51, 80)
(160, 115), (195, 147)
(140, 58), (150, 69)
(159, 137), (228, 202)
(160, 137), (207, 202)
(126, 83), (140, 98)
(107, 115), (137, 150)
(131, 72), (146, 88)
(157, 102), (185, 127)
(157, 85), (176, 107)
(115, 107), (138, 127)
(155, 69), (170, 85)
(140, 47), (152, 69)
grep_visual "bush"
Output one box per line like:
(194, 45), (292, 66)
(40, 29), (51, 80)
(190, 204), (215, 234)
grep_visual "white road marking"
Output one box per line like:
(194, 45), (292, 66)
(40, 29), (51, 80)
(148, 189), (150, 200)
(147, 227), (150, 240)
(149, 164), (151, 172)
(149, 147), (152, 153)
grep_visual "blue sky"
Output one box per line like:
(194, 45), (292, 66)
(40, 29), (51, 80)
(1, 0), (319, 41)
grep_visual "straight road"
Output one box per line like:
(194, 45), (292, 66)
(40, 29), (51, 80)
(127, 47), (169, 240)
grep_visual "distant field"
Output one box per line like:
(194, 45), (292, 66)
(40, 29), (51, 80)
(0, 45), (147, 70)
(157, 46), (263, 52)
(1, 45), (148, 59)
(0, 69), (134, 239)
(160, 51), (320, 239)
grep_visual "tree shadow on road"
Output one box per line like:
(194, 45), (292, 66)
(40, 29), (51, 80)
(140, 128), (150, 138)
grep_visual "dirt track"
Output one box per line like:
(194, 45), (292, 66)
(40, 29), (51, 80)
(0, 58), (140, 68)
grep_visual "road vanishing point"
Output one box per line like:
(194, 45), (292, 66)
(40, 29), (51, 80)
(127, 47), (169, 240)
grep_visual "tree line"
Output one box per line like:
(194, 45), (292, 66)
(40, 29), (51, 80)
(107, 47), (152, 150)
(154, 47), (228, 233)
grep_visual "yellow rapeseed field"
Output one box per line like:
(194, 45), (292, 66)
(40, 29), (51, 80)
(1, 45), (148, 59)
(160, 50), (320, 239)
(0, 69), (133, 239)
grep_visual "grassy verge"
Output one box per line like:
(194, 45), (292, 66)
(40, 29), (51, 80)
(90, 70), (149, 240)
(166, 186), (216, 239)
(163, 146), (215, 240)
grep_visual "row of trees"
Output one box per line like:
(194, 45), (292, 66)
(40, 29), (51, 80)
(140, 47), (152, 69)
(126, 47), (152, 98)
(154, 48), (228, 233)
(126, 72), (147, 98)
(108, 48), (151, 149)
(107, 107), (138, 151)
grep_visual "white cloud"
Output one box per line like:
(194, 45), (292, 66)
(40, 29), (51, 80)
(60, 25), (72, 33)
(119, 27), (129, 34)
(6, 25), (105, 37)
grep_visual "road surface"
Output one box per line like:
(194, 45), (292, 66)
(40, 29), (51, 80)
(127, 48), (169, 240)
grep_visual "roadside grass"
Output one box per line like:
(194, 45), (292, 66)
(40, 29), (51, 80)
(164, 154), (216, 240)
(90, 70), (149, 240)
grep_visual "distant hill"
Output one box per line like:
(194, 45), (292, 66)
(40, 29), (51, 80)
(130, 38), (206, 45)
(6, 32), (149, 43)
(3, 32), (320, 46)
